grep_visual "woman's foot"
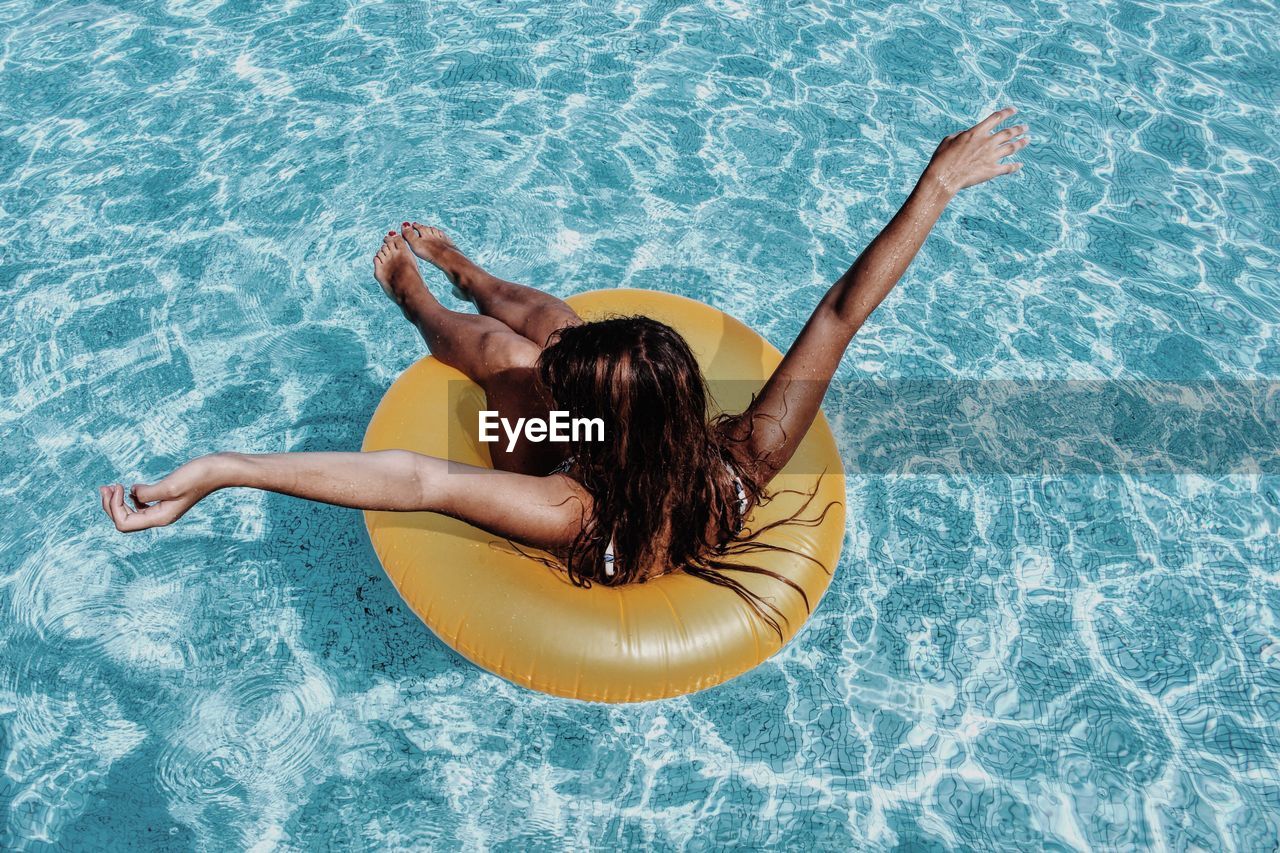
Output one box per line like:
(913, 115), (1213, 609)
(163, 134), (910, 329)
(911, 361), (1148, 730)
(372, 231), (428, 313)
(400, 222), (488, 297)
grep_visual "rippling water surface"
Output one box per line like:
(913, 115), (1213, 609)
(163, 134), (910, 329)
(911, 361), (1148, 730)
(3, 0), (1279, 849)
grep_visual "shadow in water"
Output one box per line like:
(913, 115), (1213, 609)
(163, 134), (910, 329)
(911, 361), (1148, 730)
(254, 325), (467, 690)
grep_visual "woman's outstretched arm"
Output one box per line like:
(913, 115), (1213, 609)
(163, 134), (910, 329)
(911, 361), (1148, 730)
(724, 106), (1030, 482)
(99, 450), (589, 549)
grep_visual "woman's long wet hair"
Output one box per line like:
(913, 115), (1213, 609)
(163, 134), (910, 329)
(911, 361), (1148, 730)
(535, 316), (836, 639)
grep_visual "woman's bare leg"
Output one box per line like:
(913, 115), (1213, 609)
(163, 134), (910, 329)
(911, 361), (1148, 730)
(373, 232), (536, 381)
(372, 232), (566, 475)
(399, 222), (581, 347)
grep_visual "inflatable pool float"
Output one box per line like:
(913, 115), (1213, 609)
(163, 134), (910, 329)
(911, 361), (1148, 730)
(362, 289), (845, 701)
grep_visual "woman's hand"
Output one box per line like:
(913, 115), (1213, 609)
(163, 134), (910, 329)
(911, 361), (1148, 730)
(925, 106), (1029, 196)
(99, 454), (227, 532)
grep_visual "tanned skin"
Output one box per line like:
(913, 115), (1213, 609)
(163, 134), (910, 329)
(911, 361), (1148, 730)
(100, 108), (1029, 555)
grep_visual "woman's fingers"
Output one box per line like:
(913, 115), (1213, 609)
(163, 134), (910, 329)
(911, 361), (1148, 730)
(999, 161), (1024, 175)
(100, 483), (164, 532)
(977, 106), (1017, 133)
(130, 481), (163, 508)
(105, 484), (131, 529)
(992, 124), (1029, 144)
(110, 485), (144, 531)
(997, 135), (1030, 157)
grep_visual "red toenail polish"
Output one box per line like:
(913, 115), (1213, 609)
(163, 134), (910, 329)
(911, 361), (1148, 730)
(402, 222), (409, 227)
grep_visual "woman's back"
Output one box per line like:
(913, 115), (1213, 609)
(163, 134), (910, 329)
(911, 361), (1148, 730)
(549, 448), (753, 582)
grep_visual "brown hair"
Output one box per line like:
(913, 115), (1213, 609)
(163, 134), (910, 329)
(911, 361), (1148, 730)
(536, 316), (836, 639)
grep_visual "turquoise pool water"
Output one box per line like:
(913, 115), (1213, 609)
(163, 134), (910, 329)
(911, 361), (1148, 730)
(3, 0), (1279, 849)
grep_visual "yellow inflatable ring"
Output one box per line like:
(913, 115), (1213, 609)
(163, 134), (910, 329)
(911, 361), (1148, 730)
(362, 289), (846, 702)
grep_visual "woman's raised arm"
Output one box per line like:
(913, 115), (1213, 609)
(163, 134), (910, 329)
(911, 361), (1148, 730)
(724, 106), (1029, 482)
(100, 450), (589, 550)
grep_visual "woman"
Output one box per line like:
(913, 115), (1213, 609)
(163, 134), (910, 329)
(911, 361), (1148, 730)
(100, 108), (1027, 621)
